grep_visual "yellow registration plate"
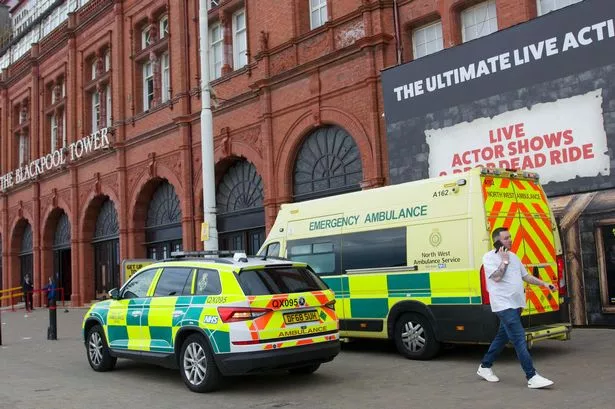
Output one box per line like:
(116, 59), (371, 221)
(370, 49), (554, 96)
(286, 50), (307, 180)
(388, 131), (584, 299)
(283, 310), (319, 325)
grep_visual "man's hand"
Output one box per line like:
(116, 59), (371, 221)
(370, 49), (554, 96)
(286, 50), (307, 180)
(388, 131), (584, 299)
(499, 247), (510, 264)
(490, 248), (509, 282)
(523, 274), (556, 291)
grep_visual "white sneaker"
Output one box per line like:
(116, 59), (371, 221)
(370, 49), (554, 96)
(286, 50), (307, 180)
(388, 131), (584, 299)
(528, 373), (554, 389)
(477, 365), (500, 382)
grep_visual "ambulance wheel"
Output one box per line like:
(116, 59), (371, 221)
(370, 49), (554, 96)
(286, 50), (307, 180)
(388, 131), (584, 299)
(87, 325), (117, 372)
(289, 363), (321, 375)
(179, 333), (222, 393)
(394, 313), (440, 360)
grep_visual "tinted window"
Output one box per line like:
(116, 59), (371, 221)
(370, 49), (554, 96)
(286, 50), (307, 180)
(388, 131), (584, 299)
(194, 269), (222, 295)
(266, 242), (280, 257)
(342, 228), (407, 271)
(154, 267), (193, 297)
(237, 267), (328, 295)
(288, 239), (339, 275)
(122, 269), (158, 299)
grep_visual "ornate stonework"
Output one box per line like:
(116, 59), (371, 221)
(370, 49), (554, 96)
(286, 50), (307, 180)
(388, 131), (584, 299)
(157, 152), (183, 188)
(335, 19), (365, 49)
(235, 126), (262, 156)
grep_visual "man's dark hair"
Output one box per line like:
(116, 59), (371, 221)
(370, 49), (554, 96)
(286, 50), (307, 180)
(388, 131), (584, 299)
(492, 227), (509, 243)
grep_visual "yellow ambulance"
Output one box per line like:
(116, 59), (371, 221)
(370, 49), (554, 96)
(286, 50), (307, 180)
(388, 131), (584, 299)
(258, 167), (571, 359)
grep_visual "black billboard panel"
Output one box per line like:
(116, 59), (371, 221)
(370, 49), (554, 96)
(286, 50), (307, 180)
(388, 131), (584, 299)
(383, 0), (615, 196)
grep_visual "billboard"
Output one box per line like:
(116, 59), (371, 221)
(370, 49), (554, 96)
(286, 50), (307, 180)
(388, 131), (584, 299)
(382, 0), (615, 196)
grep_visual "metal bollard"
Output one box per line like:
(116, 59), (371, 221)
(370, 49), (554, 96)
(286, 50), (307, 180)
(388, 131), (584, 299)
(47, 298), (57, 341)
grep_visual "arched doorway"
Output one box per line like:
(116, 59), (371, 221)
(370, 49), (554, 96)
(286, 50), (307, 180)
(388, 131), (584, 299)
(145, 181), (182, 260)
(293, 125), (363, 201)
(52, 212), (71, 300)
(92, 199), (119, 297)
(216, 159), (265, 254)
(19, 223), (33, 287)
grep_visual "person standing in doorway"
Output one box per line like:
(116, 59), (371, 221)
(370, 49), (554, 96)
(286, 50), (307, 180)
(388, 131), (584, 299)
(476, 227), (556, 389)
(45, 276), (57, 308)
(23, 274), (34, 312)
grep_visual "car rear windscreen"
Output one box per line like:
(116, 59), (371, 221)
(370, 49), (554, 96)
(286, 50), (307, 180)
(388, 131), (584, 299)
(237, 267), (329, 295)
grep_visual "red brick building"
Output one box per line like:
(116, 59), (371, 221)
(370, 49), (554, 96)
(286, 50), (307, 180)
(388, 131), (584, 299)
(0, 0), (576, 306)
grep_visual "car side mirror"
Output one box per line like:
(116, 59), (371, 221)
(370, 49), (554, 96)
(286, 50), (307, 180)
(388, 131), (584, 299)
(108, 288), (120, 300)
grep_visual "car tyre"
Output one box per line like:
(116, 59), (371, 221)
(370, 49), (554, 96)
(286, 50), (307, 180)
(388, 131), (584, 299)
(394, 313), (440, 360)
(288, 363), (321, 375)
(179, 333), (222, 393)
(86, 324), (117, 372)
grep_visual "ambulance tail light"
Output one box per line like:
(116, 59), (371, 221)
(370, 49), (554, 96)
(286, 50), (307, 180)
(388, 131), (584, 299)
(324, 300), (336, 311)
(479, 265), (490, 305)
(556, 255), (567, 297)
(218, 307), (271, 322)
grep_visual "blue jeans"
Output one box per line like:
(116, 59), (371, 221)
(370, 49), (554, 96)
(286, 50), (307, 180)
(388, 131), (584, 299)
(481, 308), (536, 380)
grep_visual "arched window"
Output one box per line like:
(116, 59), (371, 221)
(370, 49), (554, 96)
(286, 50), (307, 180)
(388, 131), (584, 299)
(293, 125), (363, 201)
(53, 212), (71, 249)
(145, 182), (182, 260)
(93, 199), (119, 241)
(216, 160), (264, 212)
(21, 223), (33, 254)
(216, 160), (265, 254)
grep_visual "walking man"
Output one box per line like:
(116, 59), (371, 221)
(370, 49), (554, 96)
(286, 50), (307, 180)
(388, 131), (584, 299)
(477, 227), (556, 389)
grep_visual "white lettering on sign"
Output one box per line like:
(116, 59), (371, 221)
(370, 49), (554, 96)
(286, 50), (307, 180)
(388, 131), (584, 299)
(392, 18), (615, 102)
(425, 89), (610, 184)
(0, 127), (111, 191)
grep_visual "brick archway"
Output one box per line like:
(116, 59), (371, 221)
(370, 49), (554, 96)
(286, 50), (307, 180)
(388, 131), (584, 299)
(80, 194), (119, 304)
(130, 177), (182, 260)
(9, 218), (32, 297)
(41, 208), (72, 303)
(276, 108), (374, 201)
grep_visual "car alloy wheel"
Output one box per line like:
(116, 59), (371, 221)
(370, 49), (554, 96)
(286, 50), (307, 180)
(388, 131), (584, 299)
(183, 341), (208, 386)
(89, 331), (104, 367)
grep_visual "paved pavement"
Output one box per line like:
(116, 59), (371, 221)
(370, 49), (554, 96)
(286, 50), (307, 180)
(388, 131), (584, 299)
(0, 307), (614, 409)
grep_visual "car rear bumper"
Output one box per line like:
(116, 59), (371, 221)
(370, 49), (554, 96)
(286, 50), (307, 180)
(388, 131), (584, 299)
(214, 340), (341, 376)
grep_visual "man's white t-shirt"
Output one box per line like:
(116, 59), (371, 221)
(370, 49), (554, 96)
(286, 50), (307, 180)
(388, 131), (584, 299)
(482, 250), (528, 312)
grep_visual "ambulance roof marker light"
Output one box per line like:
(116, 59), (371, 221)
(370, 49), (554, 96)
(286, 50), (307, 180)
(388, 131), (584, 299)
(233, 252), (249, 263)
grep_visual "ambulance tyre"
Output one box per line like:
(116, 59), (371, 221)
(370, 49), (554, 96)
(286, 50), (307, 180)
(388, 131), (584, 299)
(179, 333), (222, 393)
(87, 325), (117, 372)
(288, 363), (321, 375)
(394, 313), (440, 360)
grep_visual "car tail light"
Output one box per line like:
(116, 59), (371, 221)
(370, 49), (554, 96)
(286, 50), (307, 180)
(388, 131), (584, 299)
(217, 307), (271, 323)
(324, 300), (336, 311)
(479, 265), (490, 305)
(556, 255), (567, 297)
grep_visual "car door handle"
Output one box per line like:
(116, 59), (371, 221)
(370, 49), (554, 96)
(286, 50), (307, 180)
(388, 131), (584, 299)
(131, 311), (142, 317)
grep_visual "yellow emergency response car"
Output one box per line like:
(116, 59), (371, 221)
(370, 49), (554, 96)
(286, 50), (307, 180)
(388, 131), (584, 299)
(258, 168), (571, 360)
(82, 252), (339, 392)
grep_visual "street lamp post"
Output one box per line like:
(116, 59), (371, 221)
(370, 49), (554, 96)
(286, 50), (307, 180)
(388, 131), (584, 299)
(198, 0), (218, 251)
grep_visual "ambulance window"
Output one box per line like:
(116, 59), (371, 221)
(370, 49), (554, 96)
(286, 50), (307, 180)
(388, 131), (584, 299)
(121, 268), (158, 299)
(264, 242), (280, 257)
(342, 227), (407, 271)
(194, 269), (222, 295)
(154, 267), (193, 297)
(237, 267), (328, 295)
(288, 240), (338, 275)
